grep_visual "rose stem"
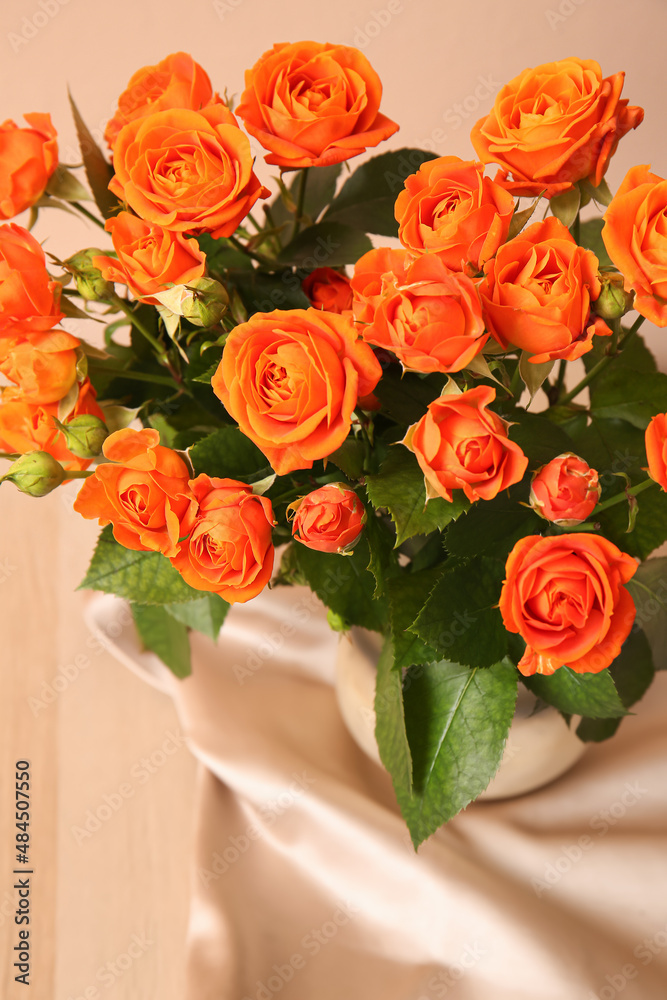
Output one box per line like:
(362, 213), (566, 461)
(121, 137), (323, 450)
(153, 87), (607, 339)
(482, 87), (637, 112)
(227, 234), (276, 267)
(86, 362), (180, 388)
(70, 201), (106, 230)
(290, 168), (309, 243)
(592, 477), (656, 515)
(508, 360), (523, 399)
(558, 315), (645, 405)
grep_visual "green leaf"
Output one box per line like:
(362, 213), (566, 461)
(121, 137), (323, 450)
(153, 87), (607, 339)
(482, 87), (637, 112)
(189, 426), (271, 482)
(300, 163), (343, 222)
(196, 233), (254, 274)
(578, 177), (613, 208)
(588, 367), (667, 429)
(147, 412), (179, 447)
(277, 221), (372, 268)
(60, 296), (97, 321)
(165, 593), (229, 641)
(579, 218), (613, 267)
(508, 411), (574, 467)
(398, 659), (517, 847)
(572, 417), (667, 559)
(518, 352), (555, 404)
(265, 164), (342, 235)
(576, 628), (655, 741)
(233, 268), (310, 316)
(366, 446), (468, 546)
(324, 148), (438, 237)
(387, 566), (442, 670)
(132, 604), (191, 678)
(411, 557), (508, 668)
(507, 196), (540, 241)
(374, 639), (412, 798)
(328, 437), (365, 481)
(523, 666), (627, 719)
(364, 511), (399, 599)
(373, 368), (446, 425)
(190, 360), (219, 385)
(550, 186), (581, 229)
(627, 558), (667, 669)
(45, 164), (92, 202)
(293, 536), (385, 632)
(68, 90), (117, 220)
(79, 525), (201, 605)
(445, 493), (542, 561)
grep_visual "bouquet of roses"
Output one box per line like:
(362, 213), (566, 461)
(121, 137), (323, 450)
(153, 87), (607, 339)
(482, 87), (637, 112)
(2, 46), (666, 846)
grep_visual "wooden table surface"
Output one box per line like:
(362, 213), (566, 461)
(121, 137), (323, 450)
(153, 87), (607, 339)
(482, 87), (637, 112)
(0, 480), (198, 999)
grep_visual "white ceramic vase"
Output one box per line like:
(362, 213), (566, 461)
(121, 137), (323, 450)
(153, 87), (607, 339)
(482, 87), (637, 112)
(335, 627), (587, 801)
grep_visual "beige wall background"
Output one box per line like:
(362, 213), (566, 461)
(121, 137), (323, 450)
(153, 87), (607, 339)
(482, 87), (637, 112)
(0, 0), (665, 997)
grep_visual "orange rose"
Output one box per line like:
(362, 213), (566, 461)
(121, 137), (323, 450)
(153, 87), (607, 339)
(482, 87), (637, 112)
(529, 453), (600, 526)
(236, 41), (399, 169)
(0, 223), (63, 335)
(93, 212), (207, 303)
(394, 156), (514, 273)
(0, 113), (58, 220)
(478, 216), (606, 364)
(105, 52), (220, 150)
(499, 533), (637, 676)
(302, 268), (353, 314)
(471, 58), (643, 198)
(353, 248), (486, 374)
(602, 165), (667, 326)
(73, 427), (196, 556)
(288, 483), (365, 554)
(403, 385), (528, 503)
(0, 330), (79, 404)
(0, 378), (103, 472)
(109, 106), (269, 238)
(645, 413), (667, 491)
(170, 474), (274, 603)
(211, 308), (381, 475)
(350, 246), (410, 327)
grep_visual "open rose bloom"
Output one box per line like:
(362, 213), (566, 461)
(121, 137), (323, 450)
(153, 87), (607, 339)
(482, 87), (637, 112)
(471, 57), (643, 197)
(4, 46), (667, 839)
(289, 483), (366, 554)
(0, 113), (58, 219)
(500, 534), (637, 677)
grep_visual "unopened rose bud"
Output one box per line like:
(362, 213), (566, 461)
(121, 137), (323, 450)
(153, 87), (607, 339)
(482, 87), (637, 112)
(54, 414), (109, 458)
(181, 277), (229, 328)
(64, 248), (115, 301)
(288, 483), (366, 554)
(594, 273), (634, 320)
(529, 452), (601, 526)
(1, 451), (66, 497)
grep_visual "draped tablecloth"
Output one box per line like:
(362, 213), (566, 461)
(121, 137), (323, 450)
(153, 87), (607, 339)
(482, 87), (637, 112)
(135, 583), (667, 1000)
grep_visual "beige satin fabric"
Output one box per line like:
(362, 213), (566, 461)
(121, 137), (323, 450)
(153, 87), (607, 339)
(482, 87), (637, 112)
(166, 585), (667, 1000)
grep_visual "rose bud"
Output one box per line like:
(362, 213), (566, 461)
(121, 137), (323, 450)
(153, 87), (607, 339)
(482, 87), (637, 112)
(529, 453), (601, 526)
(288, 484), (366, 554)
(64, 249), (115, 301)
(594, 272), (635, 321)
(645, 413), (667, 491)
(302, 268), (353, 314)
(152, 278), (229, 328)
(181, 277), (229, 328)
(1, 450), (66, 496)
(54, 414), (109, 459)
